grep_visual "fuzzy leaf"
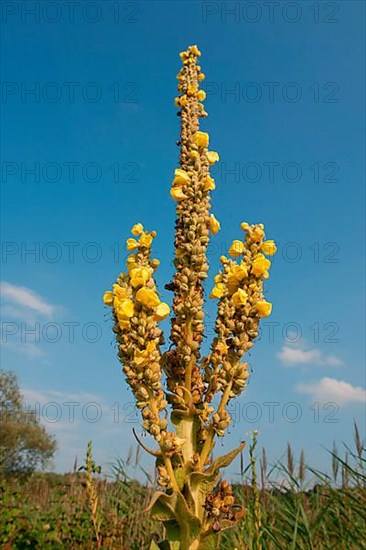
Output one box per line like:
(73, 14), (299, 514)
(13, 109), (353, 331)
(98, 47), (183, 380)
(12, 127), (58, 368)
(146, 491), (177, 522)
(206, 441), (246, 476)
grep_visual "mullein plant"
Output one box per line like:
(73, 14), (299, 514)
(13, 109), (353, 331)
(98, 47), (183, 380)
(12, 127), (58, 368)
(103, 45), (276, 550)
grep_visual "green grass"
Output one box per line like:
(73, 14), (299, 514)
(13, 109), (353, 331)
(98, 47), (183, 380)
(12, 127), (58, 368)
(1, 425), (365, 549)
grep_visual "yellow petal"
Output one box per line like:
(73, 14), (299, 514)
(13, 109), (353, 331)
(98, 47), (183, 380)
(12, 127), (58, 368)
(113, 284), (127, 300)
(171, 187), (188, 201)
(209, 214), (221, 235)
(118, 318), (130, 330)
(154, 302), (170, 321)
(252, 227), (265, 242)
(136, 287), (161, 308)
(126, 238), (138, 251)
(206, 151), (220, 164)
(196, 90), (206, 101)
(131, 223), (144, 236)
(189, 45), (201, 56)
(255, 300), (272, 318)
(228, 240), (245, 257)
(173, 168), (191, 186)
(198, 73), (205, 81)
(232, 288), (248, 307)
(227, 264), (248, 293)
(139, 234), (153, 248)
(103, 291), (114, 306)
(252, 254), (271, 277)
(129, 267), (151, 288)
(187, 85), (198, 96)
(210, 283), (225, 299)
(126, 255), (138, 271)
(116, 298), (134, 319)
(203, 175), (215, 191)
(192, 131), (209, 148)
(261, 240), (277, 256)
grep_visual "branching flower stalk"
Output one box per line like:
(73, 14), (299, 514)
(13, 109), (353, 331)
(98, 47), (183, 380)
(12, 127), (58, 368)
(103, 45), (276, 550)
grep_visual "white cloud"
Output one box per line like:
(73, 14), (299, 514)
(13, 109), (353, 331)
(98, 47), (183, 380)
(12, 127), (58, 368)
(1, 341), (45, 359)
(0, 281), (56, 317)
(278, 346), (343, 367)
(296, 377), (366, 405)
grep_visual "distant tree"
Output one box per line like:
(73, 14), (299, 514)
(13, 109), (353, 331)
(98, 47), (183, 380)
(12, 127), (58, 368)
(0, 369), (56, 475)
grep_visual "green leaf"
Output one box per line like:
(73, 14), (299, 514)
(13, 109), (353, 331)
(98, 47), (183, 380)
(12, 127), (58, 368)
(146, 491), (177, 522)
(206, 441), (246, 476)
(165, 521), (181, 550)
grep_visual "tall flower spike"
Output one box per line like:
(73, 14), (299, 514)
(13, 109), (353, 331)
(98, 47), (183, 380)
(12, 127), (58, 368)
(166, 45), (215, 411)
(103, 227), (168, 443)
(103, 46), (276, 550)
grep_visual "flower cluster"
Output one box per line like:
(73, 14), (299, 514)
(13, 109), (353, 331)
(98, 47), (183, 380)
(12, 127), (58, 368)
(165, 45), (221, 408)
(103, 224), (169, 442)
(204, 480), (240, 532)
(202, 223), (276, 435)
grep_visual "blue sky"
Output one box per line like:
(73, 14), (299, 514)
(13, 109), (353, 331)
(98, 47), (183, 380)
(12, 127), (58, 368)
(1, 0), (365, 479)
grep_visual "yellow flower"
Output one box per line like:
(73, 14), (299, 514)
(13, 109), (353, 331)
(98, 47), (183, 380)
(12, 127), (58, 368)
(210, 283), (225, 299)
(252, 254), (271, 277)
(173, 168), (190, 186)
(192, 131), (209, 148)
(261, 240), (277, 256)
(113, 284), (127, 300)
(131, 223), (144, 236)
(255, 300), (272, 317)
(232, 288), (248, 307)
(136, 287), (161, 308)
(209, 214), (220, 235)
(227, 264), (248, 293)
(103, 291), (114, 306)
(171, 187), (188, 201)
(126, 238), (138, 251)
(139, 233), (153, 248)
(187, 85), (198, 96)
(115, 299), (134, 319)
(134, 341), (156, 366)
(129, 267), (150, 288)
(190, 45), (201, 56)
(206, 151), (219, 164)
(198, 73), (205, 81)
(126, 255), (138, 271)
(196, 90), (206, 101)
(179, 94), (187, 106)
(252, 226), (265, 242)
(214, 273), (223, 283)
(228, 240), (245, 257)
(118, 318), (130, 330)
(240, 222), (250, 231)
(174, 97), (181, 107)
(203, 175), (215, 191)
(190, 150), (199, 159)
(154, 302), (170, 321)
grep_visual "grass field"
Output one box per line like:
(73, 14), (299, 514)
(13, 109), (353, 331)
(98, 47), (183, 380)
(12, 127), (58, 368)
(1, 425), (365, 549)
